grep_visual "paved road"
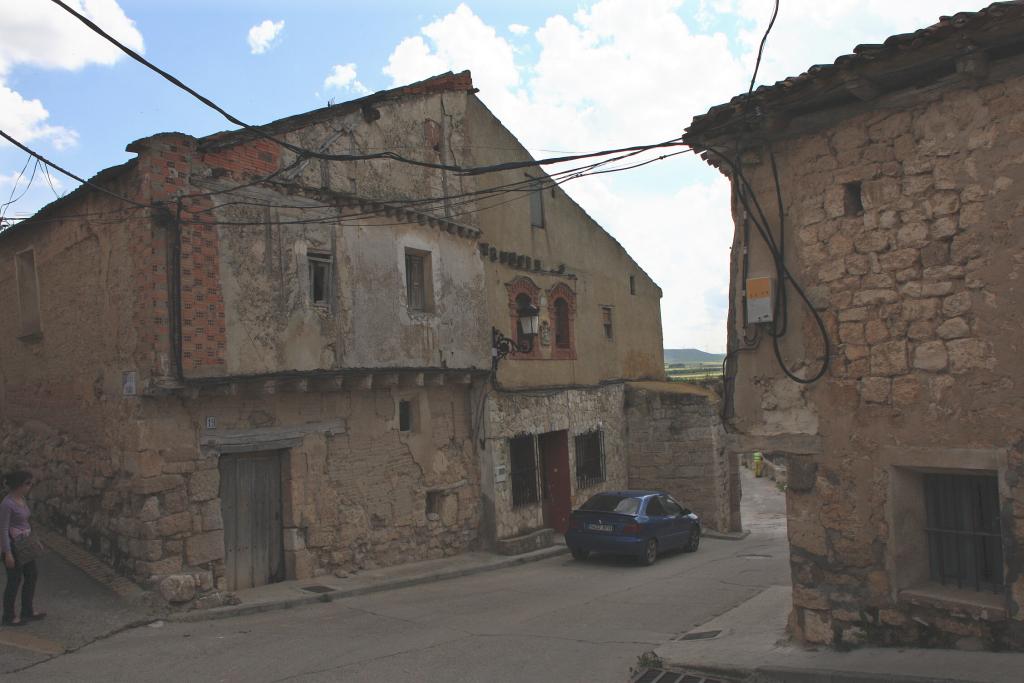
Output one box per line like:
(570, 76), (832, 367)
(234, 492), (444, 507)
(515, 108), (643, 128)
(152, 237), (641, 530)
(13, 466), (788, 683)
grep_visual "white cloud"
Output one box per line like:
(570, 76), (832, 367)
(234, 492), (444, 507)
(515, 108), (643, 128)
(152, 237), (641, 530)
(730, 0), (971, 89)
(0, 0), (142, 150)
(379, 1), (986, 351)
(248, 19), (285, 55)
(0, 84), (79, 150)
(508, 23), (529, 35)
(323, 63), (370, 94)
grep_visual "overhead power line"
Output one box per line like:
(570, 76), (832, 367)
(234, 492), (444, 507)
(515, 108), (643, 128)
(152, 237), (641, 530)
(50, 0), (684, 177)
(0, 129), (150, 210)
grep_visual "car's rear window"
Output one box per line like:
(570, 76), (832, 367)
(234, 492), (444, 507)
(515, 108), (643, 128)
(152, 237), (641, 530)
(581, 494), (641, 514)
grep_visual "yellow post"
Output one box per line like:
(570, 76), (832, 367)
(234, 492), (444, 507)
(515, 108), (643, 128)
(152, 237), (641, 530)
(753, 451), (763, 478)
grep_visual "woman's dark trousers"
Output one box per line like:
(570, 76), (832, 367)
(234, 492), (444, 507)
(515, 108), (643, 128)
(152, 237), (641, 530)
(3, 557), (37, 623)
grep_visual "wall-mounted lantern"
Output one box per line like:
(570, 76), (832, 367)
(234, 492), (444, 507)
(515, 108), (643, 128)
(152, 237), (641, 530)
(492, 301), (540, 369)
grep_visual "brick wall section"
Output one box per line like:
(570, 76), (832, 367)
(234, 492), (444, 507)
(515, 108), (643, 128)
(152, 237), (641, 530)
(179, 197), (226, 372)
(624, 386), (734, 532)
(130, 134), (282, 375)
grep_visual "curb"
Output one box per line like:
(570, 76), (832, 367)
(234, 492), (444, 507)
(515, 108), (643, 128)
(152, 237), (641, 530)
(754, 666), (987, 683)
(702, 529), (751, 541)
(168, 545), (570, 624)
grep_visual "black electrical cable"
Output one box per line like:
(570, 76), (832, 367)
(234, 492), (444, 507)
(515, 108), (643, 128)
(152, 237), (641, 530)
(0, 129), (150, 209)
(0, 155), (36, 225)
(708, 146), (830, 384)
(50, 0), (685, 178)
(748, 0), (781, 95)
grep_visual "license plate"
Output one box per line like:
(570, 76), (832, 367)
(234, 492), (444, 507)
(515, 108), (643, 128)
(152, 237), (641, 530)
(587, 523), (613, 532)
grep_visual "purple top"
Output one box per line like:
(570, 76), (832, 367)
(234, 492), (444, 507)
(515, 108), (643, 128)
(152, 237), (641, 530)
(0, 495), (31, 555)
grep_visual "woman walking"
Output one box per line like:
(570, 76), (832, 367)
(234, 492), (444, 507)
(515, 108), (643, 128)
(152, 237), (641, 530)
(1, 470), (45, 627)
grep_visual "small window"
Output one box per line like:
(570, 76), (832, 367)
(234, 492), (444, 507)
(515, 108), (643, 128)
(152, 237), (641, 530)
(515, 293), (535, 348)
(308, 252), (332, 306)
(575, 431), (605, 490)
(528, 176), (545, 229)
(426, 491), (442, 517)
(843, 181), (863, 216)
(405, 249), (432, 312)
(601, 306), (613, 340)
(645, 497), (667, 517)
(924, 473), (1003, 592)
(553, 298), (570, 348)
(509, 435), (539, 508)
(629, 275), (637, 295)
(15, 249), (41, 337)
(398, 400), (413, 432)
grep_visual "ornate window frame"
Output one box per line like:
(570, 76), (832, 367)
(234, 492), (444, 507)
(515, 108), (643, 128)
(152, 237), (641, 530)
(504, 276), (542, 359)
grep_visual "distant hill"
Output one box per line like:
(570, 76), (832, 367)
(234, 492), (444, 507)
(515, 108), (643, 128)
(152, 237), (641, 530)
(664, 348), (725, 364)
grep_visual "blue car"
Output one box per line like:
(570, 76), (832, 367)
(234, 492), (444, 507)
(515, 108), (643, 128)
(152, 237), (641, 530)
(565, 490), (700, 565)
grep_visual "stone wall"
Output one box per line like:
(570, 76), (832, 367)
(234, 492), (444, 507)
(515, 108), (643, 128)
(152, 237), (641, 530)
(0, 381), (480, 602)
(481, 383), (628, 541)
(624, 383), (737, 533)
(716, 66), (1024, 649)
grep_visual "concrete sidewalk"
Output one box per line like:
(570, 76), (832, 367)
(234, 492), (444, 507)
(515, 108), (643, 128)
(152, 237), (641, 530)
(0, 532), (150, 674)
(655, 585), (1024, 683)
(169, 543), (569, 623)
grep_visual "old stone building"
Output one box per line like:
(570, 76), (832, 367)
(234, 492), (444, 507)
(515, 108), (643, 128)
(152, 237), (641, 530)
(0, 71), (735, 603)
(685, 2), (1024, 650)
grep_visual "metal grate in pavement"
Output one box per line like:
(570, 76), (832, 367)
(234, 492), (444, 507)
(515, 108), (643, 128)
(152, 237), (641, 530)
(633, 669), (728, 683)
(300, 585), (336, 594)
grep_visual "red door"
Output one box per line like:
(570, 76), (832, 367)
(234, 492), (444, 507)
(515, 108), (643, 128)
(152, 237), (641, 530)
(540, 430), (572, 533)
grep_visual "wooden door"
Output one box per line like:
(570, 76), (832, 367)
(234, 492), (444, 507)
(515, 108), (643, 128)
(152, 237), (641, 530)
(540, 431), (572, 533)
(220, 452), (284, 591)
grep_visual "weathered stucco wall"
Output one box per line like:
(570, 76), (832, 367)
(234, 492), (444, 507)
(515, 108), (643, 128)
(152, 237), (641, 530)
(463, 96), (666, 389)
(718, 63), (1024, 649)
(625, 383), (737, 533)
(208, 192), (489, 376)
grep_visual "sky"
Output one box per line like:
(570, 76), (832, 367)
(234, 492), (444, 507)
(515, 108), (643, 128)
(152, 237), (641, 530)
(0, 0), (978, 352)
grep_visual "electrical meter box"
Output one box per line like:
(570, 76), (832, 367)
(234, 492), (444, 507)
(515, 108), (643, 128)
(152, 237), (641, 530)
(746, 276), (775, 324)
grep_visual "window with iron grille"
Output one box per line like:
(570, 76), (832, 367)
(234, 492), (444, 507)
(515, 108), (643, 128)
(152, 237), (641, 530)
(509, 435), (539, 508)
(924, 473), (1003, 593)
(601, 306), (613, 340)
(575, 430), (605, 490)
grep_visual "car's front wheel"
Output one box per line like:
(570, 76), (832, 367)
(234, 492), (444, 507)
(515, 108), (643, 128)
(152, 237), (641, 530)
(639, 538), (658, 566)
(570, 547), (590, 561)
(685, 526), (701, 553)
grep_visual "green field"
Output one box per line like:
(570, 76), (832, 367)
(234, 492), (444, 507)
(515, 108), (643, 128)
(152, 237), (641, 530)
(665, 361), (722, 382)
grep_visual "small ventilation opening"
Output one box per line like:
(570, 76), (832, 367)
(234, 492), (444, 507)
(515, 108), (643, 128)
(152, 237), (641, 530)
(843, 181), (863, 216)
(426, 491), (442, 518)
(399, 400), (413, 432)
